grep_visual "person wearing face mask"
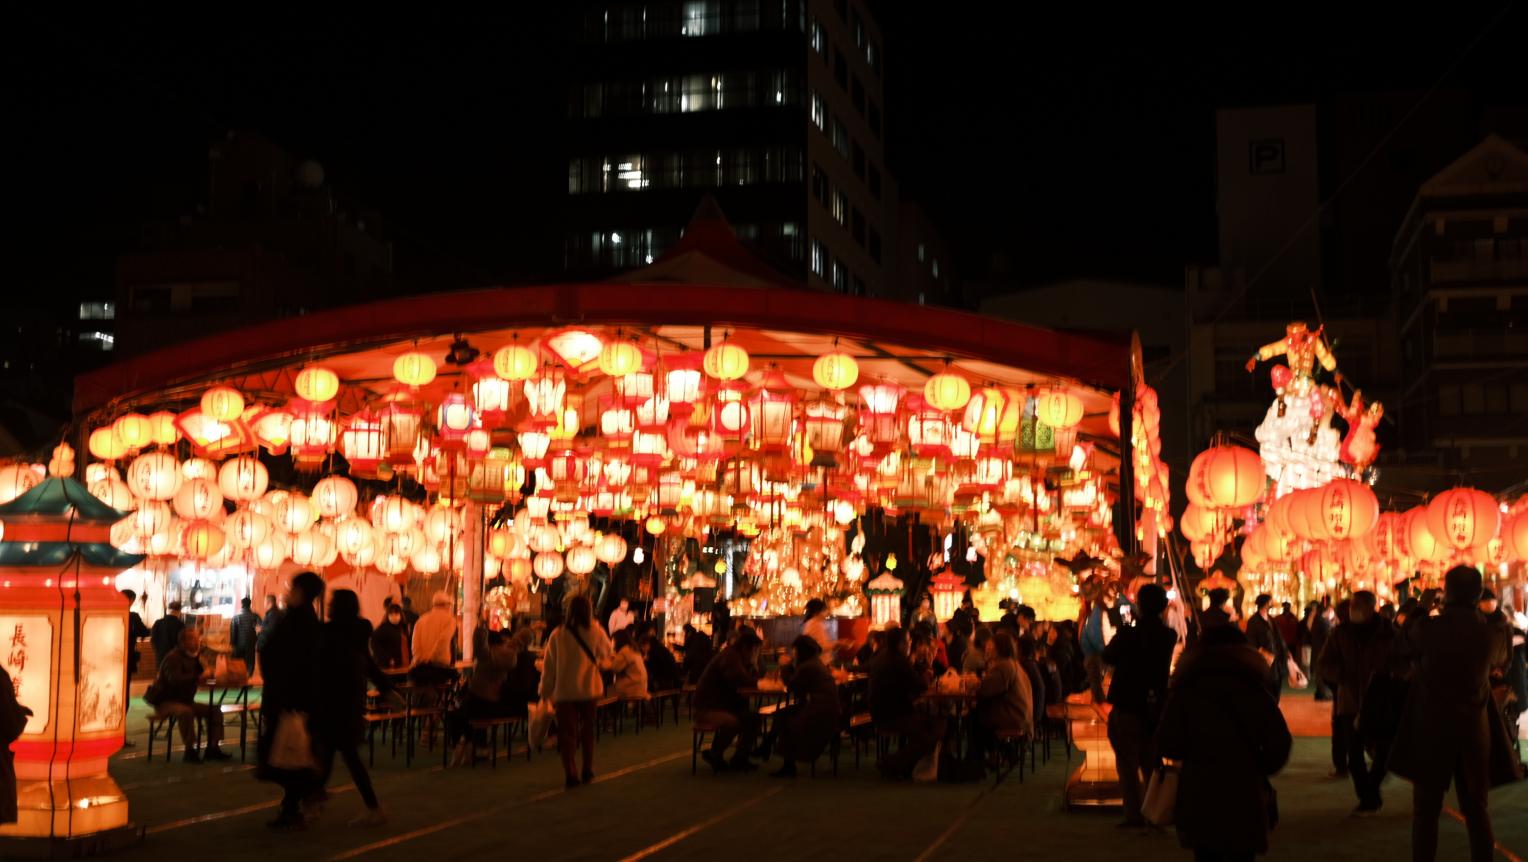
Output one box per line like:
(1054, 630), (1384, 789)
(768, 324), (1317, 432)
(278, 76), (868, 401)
(371, 602), (411, 672)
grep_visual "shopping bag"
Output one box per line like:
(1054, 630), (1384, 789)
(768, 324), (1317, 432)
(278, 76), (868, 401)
(268, 710), (318, 772)
(528, 700), (555, 751)
(912, 739), (941, 782)
(1141, 763), (1179, 826)
(1285, 656), (1308, 690)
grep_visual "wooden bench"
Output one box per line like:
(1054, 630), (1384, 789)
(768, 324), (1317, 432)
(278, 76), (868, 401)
(466, 716), (528, 768)
(218, 701), (261, 762)
(648, 688), (684, 726)
(691, 721), (719, 774)
(594, 695), (621, 739)
(363, 711), (408, 767)
(146, 710), (187, 762)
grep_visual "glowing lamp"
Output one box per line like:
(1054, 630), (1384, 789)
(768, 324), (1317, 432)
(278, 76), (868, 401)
(493, 343), (538, 381)
(127, 501), (171, 539)
(1314, 478), (1380, 541)
(290, 528), (336, 568)
(289, 401), (337, 465)
(600, 396), (636, 439)
(113, 413), (153, 451)
(635, 395), (670, 431)
(393, 351), (438, 387)
(1402, 507), (1448, 563)
(523, 372), (566, 427)
(802, 399), (849, 466)
(379, 392), (424, 465)
(171, 478), (223, 521)
(148, 411), (180, 446)
(533, 551), (564, 580)
(924, 372), (972, 412)
(1425, 488), (1500, 552)
(374, 495), (416, 534)
(1179, 503), (1218, 543)
(125, 452), (182, 501)
(645, 515), (666, 535)
(712, 385), (751, 436)
(930, 568), (966, 621)
(631, 429), (667, 466)
(565, 545), (597, 576)
(541, 329), (604, 372)
(1193, 445), (1264, 509)
(275, 494), (317, 534)
(595, 533), (628, 564)
(341, 412), (386, 475)
(88, 427), (126, 461)
(1035, 388), (1085, 429)
(703, 342), (749, 381)
(335, 517), (375, 556)
(1506, 512), (1528, 562)
(88, 477), (134, 512)
(180, 520), (226, 561)
(201, 386), (245, 422)
(0, 465), (44, 506)
(813, 351), (860, 391)
(598, 339), (644, 378)
(250, 407), (294, 454)
(312, 475), (358, 519)
(750, 368), (798, 451)
(866, 571), (905, 628)
(664, 356), (705, 416)
(517, 429), (551, 466)
(295, 365), (340, 403)
(464, 427), (492, 461)
(435, 393), (476, 447)
(906, 395), (951, 459)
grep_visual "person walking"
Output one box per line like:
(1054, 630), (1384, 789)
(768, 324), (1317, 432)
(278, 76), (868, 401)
(229, 596), (261, 675)
(149, 601), (186, 671)
(1391, 566), (1513, 862)
(1316, 590), (1396, 814)
(538, 594), (613, 788)
(313, 589), (388, 826)
(693, 627), (765, 773)
(1103, 583), (1178, 828)
(1245, 593), (1290, 703)
(256, 594), (284, 677)
(1309, 601), (1334, 702)
(1156, 624), (1292, 862)
(767, 635), (841, 778)
(257, 572), (325, 832)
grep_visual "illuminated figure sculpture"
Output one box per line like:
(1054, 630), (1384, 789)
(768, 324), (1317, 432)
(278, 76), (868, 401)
(1335, 381), (1384, 473)
(1249, 322), (1345, 495)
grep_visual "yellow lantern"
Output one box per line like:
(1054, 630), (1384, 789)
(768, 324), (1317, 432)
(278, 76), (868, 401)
(295, 365), (341, 403)
(181, 520), (226, 560)
(125, 451), (183, 501)
(1403, 507), (1448, 563)
(148, 411), (181, 445)
(201, 386), (245, 421)
(1035, 388), (1085, 429)
(645, 515), (667, 535)
(113, 413), (154, 451)
(393, 351), (438, 387)
(493, 343), (539, 381)
(812, 351), (860, 391)
(924, 371), (972, 412)
(88, 427), (127, 461)
(703, 342), (749, 381)
(598, 339), (644, 377)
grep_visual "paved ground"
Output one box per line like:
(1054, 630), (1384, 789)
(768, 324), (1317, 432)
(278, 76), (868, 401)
(97, 690), (1528, 862)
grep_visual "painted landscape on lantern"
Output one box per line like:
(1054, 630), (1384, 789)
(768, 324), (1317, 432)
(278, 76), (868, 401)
(78, 615), (126, 733)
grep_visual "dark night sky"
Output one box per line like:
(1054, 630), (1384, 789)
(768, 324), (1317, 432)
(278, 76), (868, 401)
(8, 5), (1525, 310)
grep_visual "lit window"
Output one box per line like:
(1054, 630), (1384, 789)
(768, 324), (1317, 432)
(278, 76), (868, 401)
(832, 191), (847, 226)
(831, 259), (847, 293)
(681, 1), (713, 36)
(78, 302), (115, 320)
(917, 243), (926, 262)
(614, 158), (647, 190)
(810, 93), (825, 131)
(832, 119), (849, 159)
(810, 240), (826, 278)
(79, 331), (115, 350)
(611, 232), (623, 246)
(933, 259), (941, 278)
(810, 18), (826, 58)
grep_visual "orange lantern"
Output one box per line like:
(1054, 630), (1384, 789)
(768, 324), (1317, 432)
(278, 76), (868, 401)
(1179, 503), (1218, 543)
(1313, 478), (1380, 541)
(1368, 511), (1405, 563)
(1425, 488), (1500, 552)
(645, 515), (666, 535)
(1403, 507), (1448, 563)
(181, 519), (226, 561)
(1507, 512), (1528, 561)
(113, 413), (153, 452)
(1194, 445), (1264, 509)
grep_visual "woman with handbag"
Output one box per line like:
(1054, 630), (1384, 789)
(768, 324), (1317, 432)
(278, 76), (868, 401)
(538, 594), (612, 788)
(257, 571), (326, 832)
(1155, 623), (1292, 861)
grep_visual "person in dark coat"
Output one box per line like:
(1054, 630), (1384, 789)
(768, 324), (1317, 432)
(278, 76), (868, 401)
(311, 589), (388, 826)
(1200, 588), (1233, 630)
(257, 572), (326, 832)
(693, 627), (763, 772)
(1103, 583), (1178, 828)
(148, 628), (230, 762)
(681, 624), (713, 685)
(1308, 601), (1334, 702)
(711, 599), (733, 649)
(504, 628), (540, 714)
(149, 601), (185, 670)
(869, 626), (945, 780)
(642, 631), (684, 692)
(229, 596), (261, 674)
(1316, 589), (1396, 813)
(256, 594), (284, 675)
(1245, 593), (1289, 703)
(369, 602), (411, 672)
(1391, 566), (1512, 862)
(1155, 624), (1292, 860)
(1274, 601), (1301, 662)
(0, 664), (33, 825)
(768, 635), (841, 778)
(122, 589), (151, 678)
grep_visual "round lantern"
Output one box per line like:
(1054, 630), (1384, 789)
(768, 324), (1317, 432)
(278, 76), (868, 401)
(89, 476), (136, 511)
(218, 456), (269, 502)
(290, 528), (336, 568)
(374, 496), (417, 534)
(533, 551), (564, 580)
(924, 371), (971, 412)
(312, 475), (359, 519)
(598, 340), (644, 377)
(1035, 388), (1085, 429)
(1507, 512), (1528, 562)
(252, 535), (288, 570)
(703, 342), (749, 381)
(343, 537), (378, 568)
(393, 351), (438, 387)
(126, 451), (183, 501)
(172, 478), (224, 520)
(595, 533), (628, 564)
(645, 515), (667, 535)
(335, 517), (375, 556)
(181, 519), (226, 560)
(423, 507), (461, 545)
(149, 411), (181, 445)
(493, 344), (539, 381)
(88, 427), (127, 461)
(1194, 445), (1264, 509)
(201, 386), (245, 421)
(129, 500), (172, 538)
(812, 351), (860, 391)
(411, 546), (443, 574)
(1403, 507), (1448, 563)
(295, 365), (341, 403)
(113, 413), (154, 451)
(1425, 488), (1500, 552)
(1369, 511), (1405, 563)
(1313, 478), (1380, 541)
(181, 458), (216, 481)
(565, 545), (597, 576)
(1179, 503), (1217, 543)
(0, 464), (43, 505)
(225, 510), (271, 550)
(275, 494), (318, 534)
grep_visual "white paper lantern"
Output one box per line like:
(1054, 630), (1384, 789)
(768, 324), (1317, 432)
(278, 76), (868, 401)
(533, 551), (564, 580)
(312, 475), (359, 519)
(218, 456), (269, 502)
(172, 478), (224, 520)
(126, 452), (183, 501)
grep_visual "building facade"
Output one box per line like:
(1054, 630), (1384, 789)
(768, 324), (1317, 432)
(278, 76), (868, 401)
(562, 0), (930, 299)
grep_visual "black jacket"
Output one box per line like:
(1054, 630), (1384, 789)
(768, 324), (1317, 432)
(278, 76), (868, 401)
(1315, 616), (1394, 717)
(682, 632), (714, 684)
(645, 642), (684, 692)
(150, 614), (185, 665)
(693, 646), (759, 716)
(258, 603), (322, 713)
(1103, 619), (1178, 716)
(370, 620), (410, 671)
(869, 648), (927, 724)
(154, 648), (205, 705)
(316, 617), (387, 747)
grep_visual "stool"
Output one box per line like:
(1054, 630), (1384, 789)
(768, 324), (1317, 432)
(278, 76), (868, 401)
(994, 728), (1030, 785)
(691, 721), (719, 774)
(146, 711), (182, 762)
(649, 689), (683, 726)
(363, 710), (408, 767)
(466, 716), (525, 768)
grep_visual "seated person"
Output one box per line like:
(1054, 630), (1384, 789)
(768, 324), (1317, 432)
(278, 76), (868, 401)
(969, 630), (1034, 766)
(869, 627), (945, 780)
(643, 632), (684, 692)
(693, 627), (763, 772)
(609, 630), (650, 699)
(682, 624), (713, 685)
(963, 627), (992, 676)
(1017, 636), (1048, 731)
(911, 627), (947, 677)
(447, 629), (520, 759)
(146, 628), (230, 763)
(370, 602), (411, 672)
(769, 635), (842, 778)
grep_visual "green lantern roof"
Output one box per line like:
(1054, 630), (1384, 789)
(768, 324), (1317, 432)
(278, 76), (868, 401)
(0, 477), (130, 522)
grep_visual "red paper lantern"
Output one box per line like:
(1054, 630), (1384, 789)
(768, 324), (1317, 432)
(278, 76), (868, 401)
(1425, 488), (1500, 552)
(1193, 445), (1264, 509)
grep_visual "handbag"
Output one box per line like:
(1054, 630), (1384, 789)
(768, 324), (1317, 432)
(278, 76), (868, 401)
(527, 699), (555, 751)
(1141, 763), (1179, 826)
(268, 710), (318, 772)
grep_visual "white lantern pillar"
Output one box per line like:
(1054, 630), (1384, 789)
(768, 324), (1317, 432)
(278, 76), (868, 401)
(460, 502), (483, 663)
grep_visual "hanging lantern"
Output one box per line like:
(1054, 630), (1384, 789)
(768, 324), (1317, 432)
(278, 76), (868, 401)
(250, 407), (294, 454)
(645, 515), (666, 535)
(635, 395), (670, 432)
(962, 386), (1019, 443)
(181, 519), (226, 561)
(379, 391), (424, 465)
(148, 411), (181, 445)
(289, 400), (337, 466)
(89, 476), (136, 511)
(600, 395), (636, 439)
(295, 365), (340, 403)
(595, 533), (628, 564)
(1368, 511), (1405, 563)
(290, 528), (337, 568)
(1403, 507), (1448, 563)
(88, 427), (127, 461)
(866, 571), (905, 628)
(341, 411), (386, 475)
(275, 494), (318, 534)
(374, 495), (416, 534)
(470, 360), (512, 426)
(1179, 503), (1218, 543)
(0, 464), (44, 505)
(540, 328), (605, 372)
(393, 351), (437, 387)
(517, 429), (552, 466)
(533, 551), (564, 580)
(924, 371), (972, 412)
(813, 350), (860, 391)
(252, 534), (288, 570)
(113, 413), (154, 451)
(930, 568), (966, 621)
(598, 339), (644, 378)
(750, 367), (798, 451)
(215, 458), (266, 505)
(493, 343), (539, 381)
(172, 478), (223, 520)
(1506, 512), (1528, 561)
(1425, 488), (1500, 552)
(463, 427), (492, 461)
(335, 517), (375, 556)
(905, 395), (950, 459)
(631, 429), (668, 466)
(858, 382), (906, 450)
(712, 384), (751, 436)
(565, 545), (597, 576)
(1035, 388), (1085, 429)
(312, 475), (359, 519)
(703, 342), (749, 381)
(125, 451), (183, 501)
(1314, 478), (1380, 541)
(125, 500), (171, 539)
(223, 509), (269, 551)
(343, 536), (378, 568)
(411, 545), (443, 575)
(802, 399), (849, 466)
(201, 386), (245, 422)
(1194, 445), (1264, 509)
(523, 371), (566, 427)
(436, 393), (476, 447)
(664, 355), (706, 416)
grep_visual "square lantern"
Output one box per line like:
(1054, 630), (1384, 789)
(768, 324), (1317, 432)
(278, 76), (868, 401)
(858, 382), (906, 452)
(907, 395), (952, 460)
(750, 368), (798, 452)
(523, 372), (566, 428)
(517, 428), (551, 466)
(615, 369), (656, 406)
(635, 395), (670, 431)
(471, 360), (513, 427)
(663, 355), (706, 417)
(802, 398), (849, 467)
(436, 392), (476, 449)
(631, 429), (667, 466)
(974, 452), (1012, 489)
(380, 390), (424, 465)
(463, 427), (493, 461)
(289, 399), (337, 466)
(711, 381), (751, 440)
(341, 411), (386, 476)
(547, 448), (587, 487)
(657, 471), (685, 514)
(931, 568), (966, 621)
(600, 395), (635, 441)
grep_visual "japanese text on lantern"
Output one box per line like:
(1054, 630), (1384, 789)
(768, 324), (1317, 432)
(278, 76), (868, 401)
(0, 615), (53, 734)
